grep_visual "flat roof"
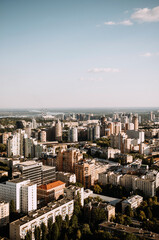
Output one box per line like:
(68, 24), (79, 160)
(11, 198), (73, 226)
(99, 221), (159, 240)
(90, 193), (121, 206)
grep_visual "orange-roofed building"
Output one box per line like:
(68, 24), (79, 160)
(37, 180), (66, 202)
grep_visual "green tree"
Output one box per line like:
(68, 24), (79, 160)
(94, 184), (102, 194)
(41, 222), (47, 240)
(82, 223), (92, 235)
(52, 222), (59, 240)
(76, 229), (81, 240)
(34, 226), (41, 240)
(63, 233), (68, 240)
(125, 205), (133, 217)
(139, 210), (146, 221)
(0, 144), (6, 152)
(25, 230), (32, 240)
(146, 207), (153, 219)
(10, 200), (16, 213)
(48, 218), (53, 240)
(65, 214), (69, 227)
(55, 215), (63, 231)
(71, 214), (78, 229)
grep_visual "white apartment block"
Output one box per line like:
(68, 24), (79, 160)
(126, 130), (145, 144)
(0, 178), (37, 213)
(132, 176), (155, 197)
(7, 132), (21, 157)
(107, 147), (121, 159)
(0, 201), (9, 226)
(10, 199), (74, 240)
(122, 195), (143, 212)
(99, 171), (156, 197)
(68, 127), (78, 142)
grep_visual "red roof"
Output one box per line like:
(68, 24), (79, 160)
(38, 181), (65, 190)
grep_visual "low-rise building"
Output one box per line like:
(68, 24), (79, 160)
(84, 201), (115, 221)
(37, 180), (66, 202)
(65, 185), (84, 206)
(99, 221), (159, 240)
(122, 195), (143, 212)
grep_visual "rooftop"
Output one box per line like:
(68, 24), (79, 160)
(38, 180), (65, 190)
(10, 198), (73, 226)
(99, 221), (159, 240)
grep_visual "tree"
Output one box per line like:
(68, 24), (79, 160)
(71, 214), (78, 229)
(41, 222), (47, 240)
(64, 233), (68, 240)
(125, 205), (133, 217)
(65, 214), (69, 226)
(25, 230), (32, 240)
(10, 200), (16, 213)
(55, 215), (63, 231)
(82, 223), (92, 235)
(48, 218), (53, 240)
(146, 207), (153, 220)
(76, 229), (81, 240)
(94, 184), (102, 194)
(139, 210), (146, 221)
(34, 226), (41, 240)
(52, 222), (59, 240)
(0, 144), (6, 152)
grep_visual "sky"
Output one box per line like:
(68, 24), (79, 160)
(0, 0), (159, 108)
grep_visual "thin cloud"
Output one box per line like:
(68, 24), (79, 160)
(104, 21), (116, 25)
(119, 20), (133, 26)
(140, 52), (159, 57)
(88, 68), (119, 73)
(131, 6), (159, 22)
(104, 20), (133, 26)
(140, 52), (153, 57)
(79, 77), (103, 82)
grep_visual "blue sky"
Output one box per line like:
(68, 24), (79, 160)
(0, 0), (159, 108)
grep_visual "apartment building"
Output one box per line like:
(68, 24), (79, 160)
(0, 178), (37, 213)
(57, 148), (83, 173)
(0, 201), (9, 226)
(10, 199), (74, 240)
(65, 185), (84, 206)
(75, 160), (95, 188)
(56, 171), (76, 186)
(122, 195), (143, 212)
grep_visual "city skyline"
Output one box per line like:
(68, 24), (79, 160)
(1, 0), (159, 108)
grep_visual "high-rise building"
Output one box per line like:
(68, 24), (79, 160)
(41, 165), (56, 184)
(40, 130), (46, 142)
(7, 132), (21, 157)
(75, 160), (95, 188)
(0, 178), (37, 213)
(32, 118), (37, 129)
(16, 161), (43, 186)
(57, 148), (83, 173)
(68, 127), (78, 142)
(55, 120), (62, 141)
(133, 116), (138, 131)
(87, 124), (100, 141)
